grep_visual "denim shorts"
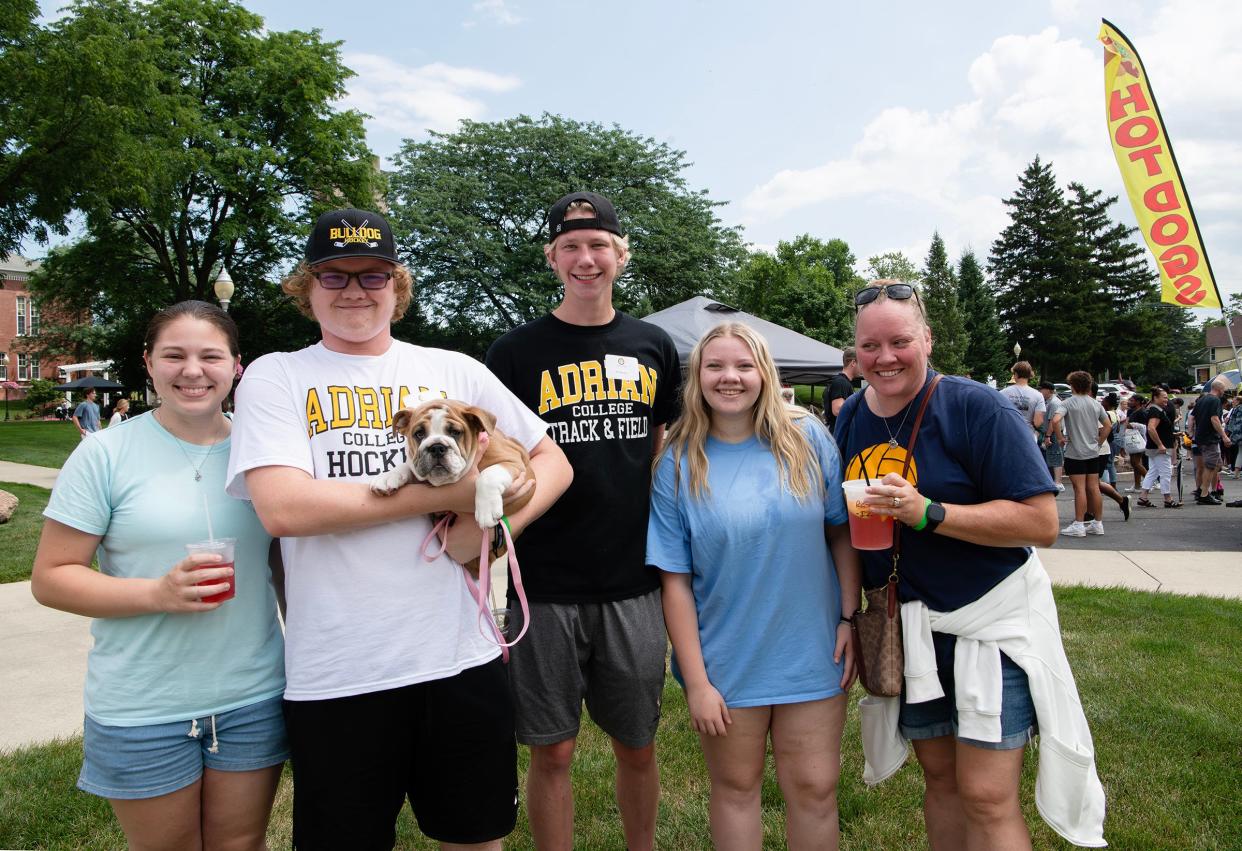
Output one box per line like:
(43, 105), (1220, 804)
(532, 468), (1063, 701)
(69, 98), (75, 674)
(79, 694), (289, 800)
(899, 633), (1037, 751)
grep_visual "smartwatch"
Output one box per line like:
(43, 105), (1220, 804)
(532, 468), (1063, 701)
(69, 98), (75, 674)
(922, 501), (946, 534)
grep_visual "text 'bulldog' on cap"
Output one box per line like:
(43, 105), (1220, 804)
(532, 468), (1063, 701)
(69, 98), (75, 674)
(547, 191), (624, 239)
(307, 208), (398, 266)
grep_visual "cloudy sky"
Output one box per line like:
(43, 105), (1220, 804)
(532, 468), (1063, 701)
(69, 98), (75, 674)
(39, 0), (1242, 312)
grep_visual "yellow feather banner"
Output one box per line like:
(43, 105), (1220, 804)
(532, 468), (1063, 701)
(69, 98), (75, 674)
(1099, 19), (1221, 309)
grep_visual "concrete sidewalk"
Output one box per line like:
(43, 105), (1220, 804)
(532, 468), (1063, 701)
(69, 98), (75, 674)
(3, 549), (1239, 755)
(0, 459), (59, 489)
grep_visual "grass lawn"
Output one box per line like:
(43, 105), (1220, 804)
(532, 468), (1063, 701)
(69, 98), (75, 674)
(0, 420), (80, 468)
(0, 481), (51, 583)
(2, 587), (1239, 849)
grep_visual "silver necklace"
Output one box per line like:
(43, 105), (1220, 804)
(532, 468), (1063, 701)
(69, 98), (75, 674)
(158, 411), (226, 482)
(881, 399), (915, 448)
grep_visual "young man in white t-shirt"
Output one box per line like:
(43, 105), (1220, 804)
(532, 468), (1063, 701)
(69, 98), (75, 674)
(226, 208), (572, 851)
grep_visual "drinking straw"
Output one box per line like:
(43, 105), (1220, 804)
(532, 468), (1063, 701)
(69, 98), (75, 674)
(202, 492), (216, 542)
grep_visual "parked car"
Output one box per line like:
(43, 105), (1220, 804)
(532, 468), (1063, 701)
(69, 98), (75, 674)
(1096, 382), (1132, 403)
(1054, 383), (1072, 400)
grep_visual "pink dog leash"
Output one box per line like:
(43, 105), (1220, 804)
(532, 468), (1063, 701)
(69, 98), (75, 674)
(420, 514), (530, 662)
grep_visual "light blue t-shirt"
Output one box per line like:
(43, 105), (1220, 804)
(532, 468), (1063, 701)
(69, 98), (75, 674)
(44, 412), (284, 726)
(647, 415), (849, 707)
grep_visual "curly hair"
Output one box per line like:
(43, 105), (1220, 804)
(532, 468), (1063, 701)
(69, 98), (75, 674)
(281, 261), (414, 322)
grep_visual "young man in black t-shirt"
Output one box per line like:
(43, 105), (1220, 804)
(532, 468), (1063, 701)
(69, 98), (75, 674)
(1192, 379), (1232, 504)
(823, 346), (858, 433)
(485, 191), (680, 851)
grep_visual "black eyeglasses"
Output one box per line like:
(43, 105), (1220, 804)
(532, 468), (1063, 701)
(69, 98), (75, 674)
(311, 270), (393, 290)
(854, 283), (917, 308)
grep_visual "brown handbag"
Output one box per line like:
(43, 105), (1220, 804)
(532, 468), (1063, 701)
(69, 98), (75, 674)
(851, 375), (942, 697)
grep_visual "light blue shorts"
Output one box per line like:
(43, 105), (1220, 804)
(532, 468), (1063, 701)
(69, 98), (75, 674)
(78, 694), (288, 800)
(899, 633), (1037, 751)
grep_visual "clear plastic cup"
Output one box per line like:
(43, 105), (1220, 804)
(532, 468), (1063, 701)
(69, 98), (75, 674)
(186, 538), (236, 603)
(841, 480), (893, 550)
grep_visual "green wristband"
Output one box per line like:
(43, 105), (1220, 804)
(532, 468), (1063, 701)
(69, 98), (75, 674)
(912, 497), (932, 532)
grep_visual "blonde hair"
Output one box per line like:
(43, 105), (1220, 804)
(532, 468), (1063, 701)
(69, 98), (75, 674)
(281, 260), (414, 321)
(544, 201), (631, 272)
(660, 322), (822, 501)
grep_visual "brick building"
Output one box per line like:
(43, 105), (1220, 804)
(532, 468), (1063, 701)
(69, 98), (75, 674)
(1, 254), (75, 405)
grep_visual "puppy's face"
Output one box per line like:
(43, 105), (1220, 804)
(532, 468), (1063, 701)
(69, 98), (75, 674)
(392, 400), (494, 486)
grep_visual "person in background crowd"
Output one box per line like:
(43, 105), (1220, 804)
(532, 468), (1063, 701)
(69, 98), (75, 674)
(1037, 381), (1065, 493)
(824, 346), (859, 433)
(72, 388), (101, 438)
(1135, 387), (1181, 509)
(108, 398), (131, 427)
(1192, 378), (1231, 505)
(1060, 371), (1112, 538)
(1000, 362), (1045, 440)
(1095, 393), (1130, 521)
(1221, 398), (1238, 478)
(1124, 395), (1149, 492)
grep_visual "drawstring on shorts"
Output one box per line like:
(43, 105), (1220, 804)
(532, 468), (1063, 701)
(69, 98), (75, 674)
(186, 716), (220, 753)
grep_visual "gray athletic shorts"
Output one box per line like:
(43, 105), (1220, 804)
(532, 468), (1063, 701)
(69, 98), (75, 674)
(1201, 442), (1222, 470)
(505, 589), (666, 749)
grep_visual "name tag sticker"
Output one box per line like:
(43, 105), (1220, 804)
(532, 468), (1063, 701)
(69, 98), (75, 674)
(605, 354), (641, 381)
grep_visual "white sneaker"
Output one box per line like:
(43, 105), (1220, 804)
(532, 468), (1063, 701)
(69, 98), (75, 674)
(1086, 520), (1104, 535)
(1055, 483), (1065, 493)
(1060, 521), (1086, 537)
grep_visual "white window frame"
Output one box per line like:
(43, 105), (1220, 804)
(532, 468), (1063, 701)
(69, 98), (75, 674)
(30, 358), (39, 379)
(17, 353), (29, 381)
(0, 352), (7, 380)
(16, 296), (27, 336)
(29, 301), (39, 336)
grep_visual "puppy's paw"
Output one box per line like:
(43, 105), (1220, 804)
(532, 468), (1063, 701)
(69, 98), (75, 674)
(475, 466), (512, 529)
(370, 467), (411, 496)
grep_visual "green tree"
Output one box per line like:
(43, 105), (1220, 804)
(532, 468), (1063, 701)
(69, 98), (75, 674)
(731, 235), (858, 347)
(988, 157), (1087, 378)
(0, 0), (157, 253)
(23, 378), (60, 415)
(1064, 182), (1163, 377)
(865, 251), (919, 283)
(956, 250), (1008, 381)
(23, 0), (378, 378)
(920, 232), (967, 375)
(387, 114), (747, 357)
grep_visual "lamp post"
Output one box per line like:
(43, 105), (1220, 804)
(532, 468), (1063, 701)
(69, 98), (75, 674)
(213, 267), (235, 313)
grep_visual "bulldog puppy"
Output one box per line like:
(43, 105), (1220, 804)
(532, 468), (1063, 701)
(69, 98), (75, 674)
(370, 399), (535, 529)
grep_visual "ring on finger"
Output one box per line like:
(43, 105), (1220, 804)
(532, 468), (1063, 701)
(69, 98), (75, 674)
(892, 496), (903, 508)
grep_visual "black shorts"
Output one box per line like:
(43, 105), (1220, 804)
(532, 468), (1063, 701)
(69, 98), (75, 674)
(1064, 456), (1098, 476)
(284, 658), (517, 849)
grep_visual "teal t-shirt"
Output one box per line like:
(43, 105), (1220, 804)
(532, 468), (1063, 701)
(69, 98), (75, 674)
(646, 415), (848, 707)
(44, 412), (284, 726)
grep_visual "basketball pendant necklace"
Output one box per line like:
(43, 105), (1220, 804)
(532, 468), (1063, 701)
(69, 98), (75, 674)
(881, 400), (915, 447)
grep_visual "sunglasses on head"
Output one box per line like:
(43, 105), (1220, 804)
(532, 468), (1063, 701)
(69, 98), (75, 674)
(311, 270), (393, 290)
(854, 283), (917, 308)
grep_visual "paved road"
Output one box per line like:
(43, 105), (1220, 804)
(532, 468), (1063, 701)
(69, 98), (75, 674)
(1052, 462), (1242, 551)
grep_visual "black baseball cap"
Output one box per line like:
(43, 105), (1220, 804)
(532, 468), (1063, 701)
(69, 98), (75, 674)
(307, 208), (398, 266)
(547, 191), (624, 239)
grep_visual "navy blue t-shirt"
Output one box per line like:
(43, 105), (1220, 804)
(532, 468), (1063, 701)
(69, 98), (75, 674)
(835, 370), (1057, 612)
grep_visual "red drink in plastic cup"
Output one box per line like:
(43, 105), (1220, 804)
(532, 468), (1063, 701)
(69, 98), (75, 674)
(841, 480), (892, 551)
(186, 538), (236, 603)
